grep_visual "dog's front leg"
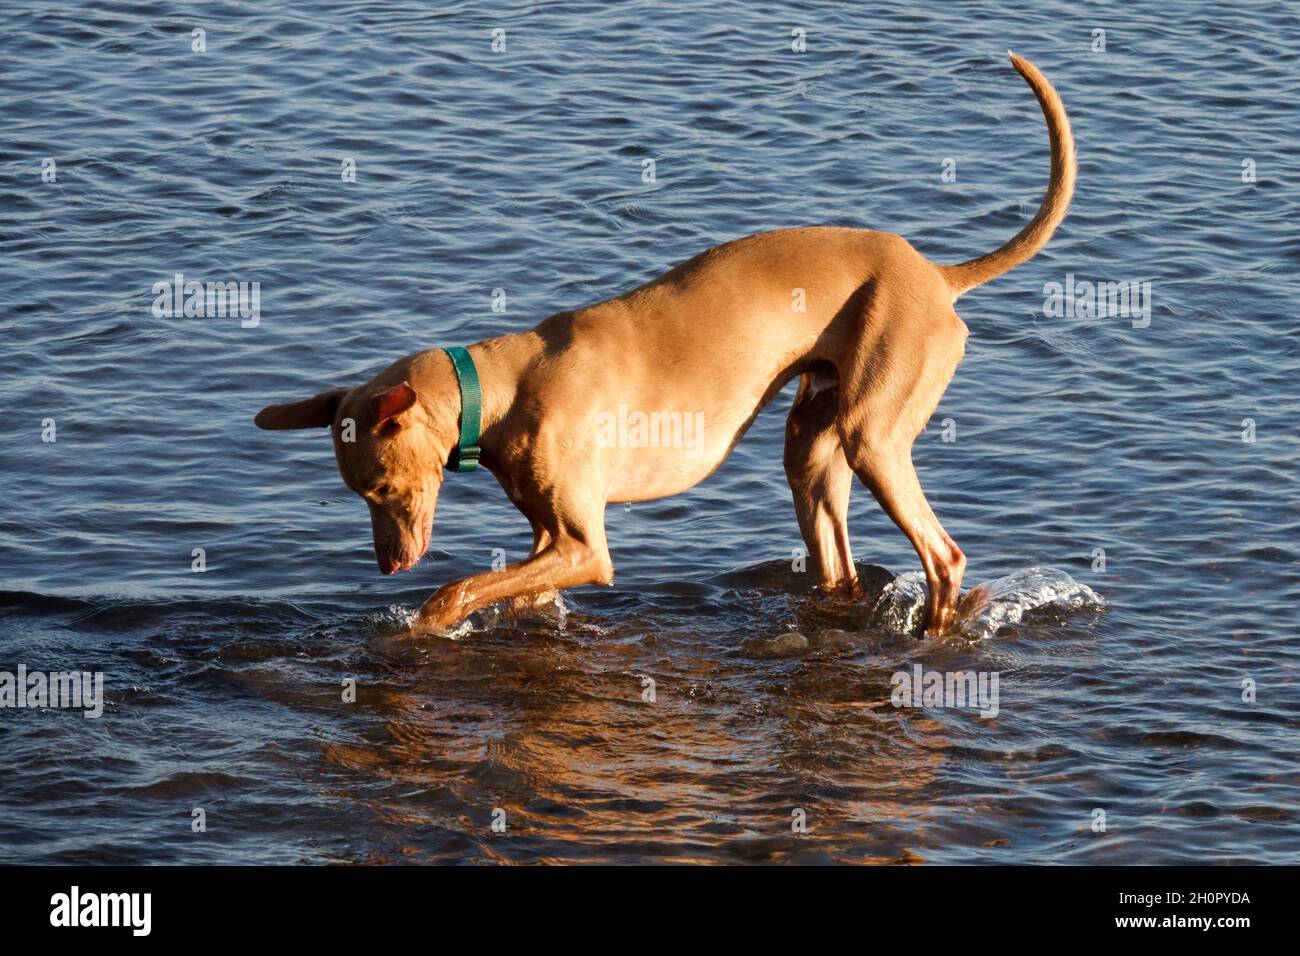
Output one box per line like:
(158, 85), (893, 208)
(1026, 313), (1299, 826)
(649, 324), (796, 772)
(416, 535), (614, 633)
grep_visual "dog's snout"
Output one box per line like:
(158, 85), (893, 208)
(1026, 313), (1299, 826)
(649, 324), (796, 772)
(369, 500), (434, 576)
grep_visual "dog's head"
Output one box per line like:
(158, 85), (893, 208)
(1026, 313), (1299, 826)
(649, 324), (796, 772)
(255, 368), (460, 575)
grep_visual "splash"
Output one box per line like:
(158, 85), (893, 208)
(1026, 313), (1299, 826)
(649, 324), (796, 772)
(366, 604), (422, 634)
(873, 572), (931, 635)
(874, 567), (1105, 640)
(370, 592), (572, 646)
(473, 591), (569, 632)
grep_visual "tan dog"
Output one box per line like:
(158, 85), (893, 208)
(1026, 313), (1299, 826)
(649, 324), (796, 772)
(255, 53), (1074, 636)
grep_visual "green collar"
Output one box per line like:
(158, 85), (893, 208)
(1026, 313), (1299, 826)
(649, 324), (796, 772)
(441, 346), (481, 472)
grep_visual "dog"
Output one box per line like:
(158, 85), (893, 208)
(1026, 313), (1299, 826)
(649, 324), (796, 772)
(255, 52), (1075, 636)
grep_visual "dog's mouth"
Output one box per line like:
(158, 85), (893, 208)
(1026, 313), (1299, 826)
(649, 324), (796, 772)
(375, 514), (433, 575)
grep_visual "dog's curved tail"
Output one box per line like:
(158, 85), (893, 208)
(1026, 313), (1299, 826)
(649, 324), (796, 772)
(940, 52), (1076, 298)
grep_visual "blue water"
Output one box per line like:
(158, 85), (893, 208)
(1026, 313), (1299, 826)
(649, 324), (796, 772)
(1, 0), (1298, 864)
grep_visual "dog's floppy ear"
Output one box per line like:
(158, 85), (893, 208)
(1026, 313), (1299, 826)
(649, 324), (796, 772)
(254, 387), (348, 430)
(371, 381), (418, 430)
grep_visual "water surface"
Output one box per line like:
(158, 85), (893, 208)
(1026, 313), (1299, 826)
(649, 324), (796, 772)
(1, 0), (1298, 863)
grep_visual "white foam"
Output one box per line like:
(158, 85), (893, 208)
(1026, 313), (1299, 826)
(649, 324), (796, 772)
(874, 567), (1105, 640)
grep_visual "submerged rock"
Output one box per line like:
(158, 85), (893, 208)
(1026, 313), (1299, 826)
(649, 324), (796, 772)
(740, 631), (810, 659)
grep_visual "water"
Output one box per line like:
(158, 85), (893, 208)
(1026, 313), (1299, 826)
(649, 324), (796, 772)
(1, 0), (1298, 864)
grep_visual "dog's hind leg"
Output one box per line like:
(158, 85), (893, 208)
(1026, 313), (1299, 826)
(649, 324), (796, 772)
(784, 370), (858, 594)
(835, 291), (968, 634)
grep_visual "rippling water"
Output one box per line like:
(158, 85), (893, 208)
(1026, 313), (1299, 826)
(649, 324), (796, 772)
(2, 0), (1298, 864)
